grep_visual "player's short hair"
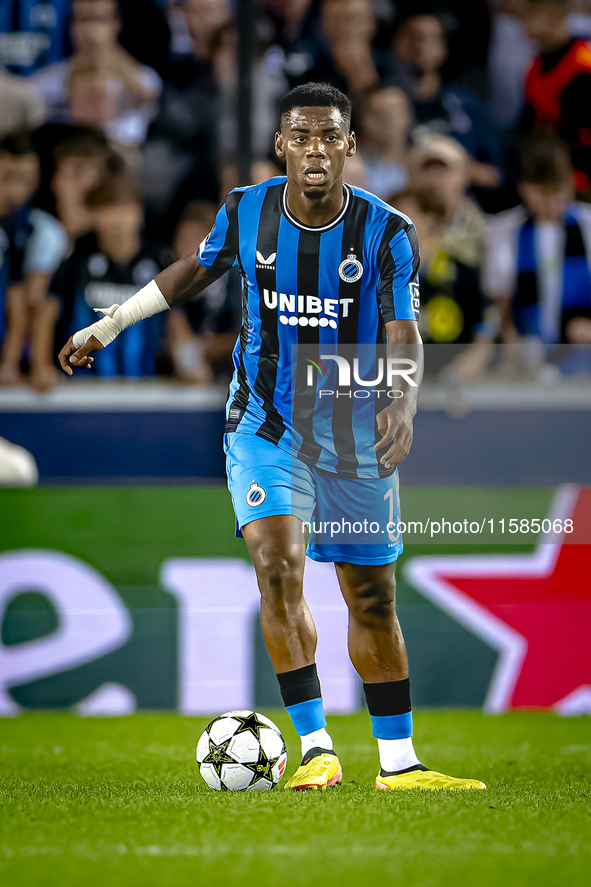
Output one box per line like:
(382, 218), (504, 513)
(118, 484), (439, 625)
(280, 82), (352, 128)
(520, 139), (572, 185)
(0, 131), (36, 157)
(85, 175), (142, 208)
(525, 0), (568, 6)
(178, 200), (218, 230)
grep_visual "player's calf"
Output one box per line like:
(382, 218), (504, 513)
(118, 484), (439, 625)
(242, 517), (341, 789)
(277, 663), (341, 791)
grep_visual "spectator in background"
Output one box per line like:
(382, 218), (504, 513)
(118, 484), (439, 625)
(484, 139), (591, 345)
(393, 13), (502, 193)
(394, 0), (492, 91)
(354, 85), (412, 200)
(210, 19), (288, 195)
(168, 200), (239, 384)
(261, 0), (315, 51)
(0, 132), (38, 374)
(0, 131), (66, 392)
(0, 70), (45, 137)
(395, 187), (487, 349)
(318, 0), (379, 94)
(283, 0), (382, 95)
(142, 0), (232, 239)
(49, 127), (123, 240)
(32, 0), (161, 153)
(569, 0), (591, 37)
(343, 150), (368, 189)
(0, 0), (71, 77)
(409, 134), (488, 271)
(165, 1), (196, 58)
(488, 0), (535, 131)
(52, 175), (169, 376)
(521, 0), (591, 194)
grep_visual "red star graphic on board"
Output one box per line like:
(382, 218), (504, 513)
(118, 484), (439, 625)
(405, 486), (591, 713)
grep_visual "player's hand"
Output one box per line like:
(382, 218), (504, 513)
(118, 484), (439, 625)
(58, 334), (103, 375)
(374, 404), (414, 469)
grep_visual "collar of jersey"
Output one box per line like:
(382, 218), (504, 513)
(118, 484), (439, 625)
(281, 183), (351, 233)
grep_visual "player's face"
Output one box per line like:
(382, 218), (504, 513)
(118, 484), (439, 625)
(276, 106), (356, 199)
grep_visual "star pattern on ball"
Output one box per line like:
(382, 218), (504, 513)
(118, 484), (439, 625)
(231, 712), (264, 739)
(198, 712), (287, 791)
(202, 739), (235, 777)
(243, 747), (279, 787)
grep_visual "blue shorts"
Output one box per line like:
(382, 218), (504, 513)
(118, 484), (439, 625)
(224, 432), (403, 566)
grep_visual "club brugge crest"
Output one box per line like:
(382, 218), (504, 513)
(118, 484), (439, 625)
(246, 482), (267, 507)
(338, 253), (363, 283)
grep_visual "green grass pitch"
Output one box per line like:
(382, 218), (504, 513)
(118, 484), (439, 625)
(1, 711), (589, 887)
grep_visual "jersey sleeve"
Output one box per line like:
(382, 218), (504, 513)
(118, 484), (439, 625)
(377, 218), (420, 323)
(196, 191), (241, 275)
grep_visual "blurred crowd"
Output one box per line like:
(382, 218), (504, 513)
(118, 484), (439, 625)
(1, 0), (591, 392)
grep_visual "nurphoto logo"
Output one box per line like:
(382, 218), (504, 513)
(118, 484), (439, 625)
(305, 354), (418, 396)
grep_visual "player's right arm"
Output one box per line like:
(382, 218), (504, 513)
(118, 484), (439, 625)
(59, 194), (239, 374)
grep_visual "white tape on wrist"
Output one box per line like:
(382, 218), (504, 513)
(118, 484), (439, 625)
(72, 279), (169, 349)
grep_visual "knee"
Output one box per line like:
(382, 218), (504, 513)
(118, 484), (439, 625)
(254, 544), (304, 608)
(347, 574), (396, 628)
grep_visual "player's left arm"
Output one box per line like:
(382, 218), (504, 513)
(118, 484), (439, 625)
(375, 222), (424, 469)
(374, 319), (423, 469)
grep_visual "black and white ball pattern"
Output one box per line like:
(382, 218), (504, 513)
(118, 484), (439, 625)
(196, 710), (287, 791)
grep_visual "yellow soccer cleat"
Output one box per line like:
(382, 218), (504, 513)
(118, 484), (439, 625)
(283, 747), (343, 791)
(375, 764), (486, 791)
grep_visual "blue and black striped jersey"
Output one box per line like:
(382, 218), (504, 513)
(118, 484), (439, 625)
(198, 176), (420, 478)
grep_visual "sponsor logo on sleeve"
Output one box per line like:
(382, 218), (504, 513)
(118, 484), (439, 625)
(409, 280), (420, 318)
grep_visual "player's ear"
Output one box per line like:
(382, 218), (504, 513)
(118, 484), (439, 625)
(275, 131), (285, 159)
(346, 131), (357, 158)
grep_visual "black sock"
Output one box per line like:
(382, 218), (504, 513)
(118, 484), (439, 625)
(363, 677), (412, 717)
(276, 663), (322, 708)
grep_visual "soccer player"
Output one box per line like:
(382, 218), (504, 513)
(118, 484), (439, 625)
(58, 82), (485, 792)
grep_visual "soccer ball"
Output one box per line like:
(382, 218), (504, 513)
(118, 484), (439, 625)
(196, 710), (288, 791)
